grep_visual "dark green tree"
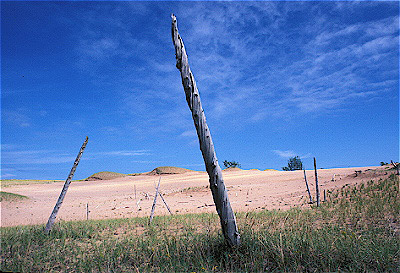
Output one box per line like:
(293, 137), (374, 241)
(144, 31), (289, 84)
(282, 156), (303, 171)
(223, 160), (241, 168)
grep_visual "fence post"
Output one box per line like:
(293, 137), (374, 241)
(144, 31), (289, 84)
(149, 177), (161, 225)
(314, 157), (320, 207)
(158, 191), (173, 215)
(391, 160), (399, 175)
(303, 168), (313, 204)
(44, 136), (88, 233)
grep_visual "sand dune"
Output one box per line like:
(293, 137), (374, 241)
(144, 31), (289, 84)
(1, 165), (392, 227)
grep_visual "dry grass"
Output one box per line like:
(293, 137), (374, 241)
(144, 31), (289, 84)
(1, 174), (398, 272)
(147, 166), (195, 175)
(222, 167), (242, 172)
(1, 179), (61, 188)
(85, 172), (127, 181)
(0, 191), (28, 202)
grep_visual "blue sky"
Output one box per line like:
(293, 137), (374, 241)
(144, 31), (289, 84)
(1, 1), (399, 180)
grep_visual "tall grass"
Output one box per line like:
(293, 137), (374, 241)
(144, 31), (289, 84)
(1, 179), (61, 188)
(0, 191), (28, 202)
(1, 175), (399, 272)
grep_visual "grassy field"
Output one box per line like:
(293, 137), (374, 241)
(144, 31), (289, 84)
(1, 174), (399, 272)
(0, 191), (28, 202)
(1, 179), (62, 188)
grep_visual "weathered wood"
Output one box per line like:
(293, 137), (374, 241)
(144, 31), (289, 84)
(44, 136), (89, 233)
(314, 157), (320, 207)
(391, 160), (399, 175)
(149, 177), (161, 224)
(86, 203), (89, 220)
(134, 185), (137, 201)
(134, 185), (141, 210)
(158, 191), (173, 215)
(171, 14), (240, 246)
(303, 169), (313, 204)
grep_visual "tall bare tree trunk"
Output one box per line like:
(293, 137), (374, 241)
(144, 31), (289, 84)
(171, 14), (240, 246)
(44, 136), (89, 233)
(149, 177), (161, 225)
(303, 169), (313, 204)
(314, 157), (320, 207)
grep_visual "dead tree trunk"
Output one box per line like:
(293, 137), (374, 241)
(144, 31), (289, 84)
(391, 160), (399, 175)
(149, 177), (161, 225)
(45, 136), (89, 233)
(314, 157), (320, 207)
(171, 14), (240, 246)
(158, 192), (173, 215)
(303, 169), (313, 204)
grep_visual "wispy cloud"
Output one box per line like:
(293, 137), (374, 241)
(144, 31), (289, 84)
(179, 130), (197, 138)
(96, 150), (151, 156)
(172, 2), (398, 124)
(273, 150), (297, 158)
(1, 144), (17, 150)
(3, 152), (76, 165)
(3, 110), (31, 128)
(273, 150), (313, 159)
(1, 173), (16, 179)
(61, 2), (400, 133)
(2, 148), (76, 165)
(2, 148), (151, 165)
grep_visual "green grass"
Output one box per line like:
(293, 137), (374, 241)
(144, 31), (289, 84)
(1, 179), (62, 188)
(0, 191), (28, 202)
(1, 175), (399, 272)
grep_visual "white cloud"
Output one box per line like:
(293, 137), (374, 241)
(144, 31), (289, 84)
(3, 110), (31, 128)
(0, 144), (17, 150)
(1, 173), (16, 179)
(2, 149), (76, 165)
(179, 130), (197, 138)
(273, 150), (312, 159)
(73, 2), (398, 132)
(2, 148), (151, 166)
(4, 155), (76, 165)
(98, 150), (151, 156)
(273, 150), (297, 158)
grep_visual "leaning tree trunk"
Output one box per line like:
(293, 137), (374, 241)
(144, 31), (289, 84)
(171, 14), (240, 246)
(391, 160), (399, 175)
(44, 136), (89, 233)
(314, 157), (320, 207)
(303, 168), (313, 204)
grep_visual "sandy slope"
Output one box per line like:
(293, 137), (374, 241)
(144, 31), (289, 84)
(1, 166), (391, 227)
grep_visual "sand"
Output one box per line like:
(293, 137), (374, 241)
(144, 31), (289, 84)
(1, 166), (391, 227)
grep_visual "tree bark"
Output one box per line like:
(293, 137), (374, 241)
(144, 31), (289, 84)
(171, 14), (240, 246)
(158, 191), (173, 215)
(391, 160), (399, 175)
(44, 136), (89, 233)
(303, 169), (313, 204)
(314, 157), (320, 207)
(149, 177), (161, 225)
